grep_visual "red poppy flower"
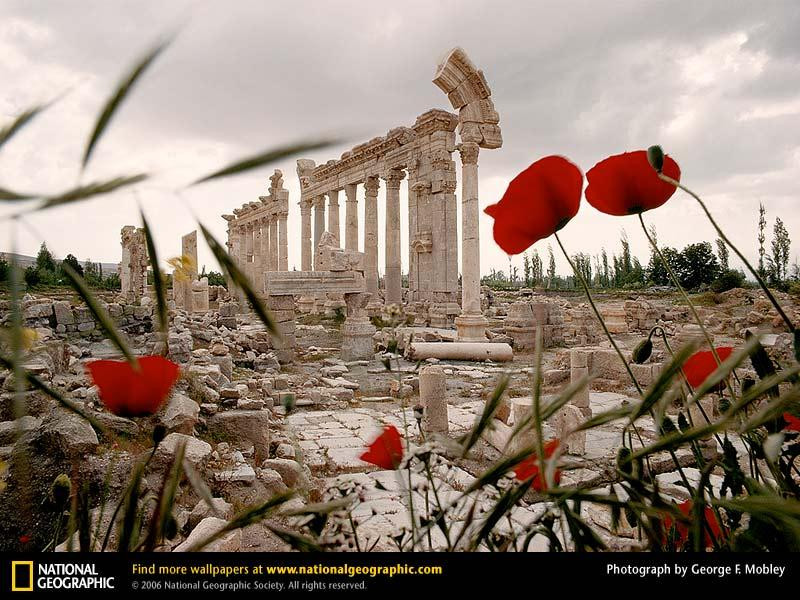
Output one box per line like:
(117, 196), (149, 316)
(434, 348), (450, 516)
(585, 150), (681, 216)
(19, 534), (32, 544)
(682, 347), (734, 389)
(360, 425), (404, 470)
(783, 413), (800, 432)
(484, 156), (583, 255)
(513, 439), (561, 491)
(661, 500), (724, 549)
(86, 356), (180, 417)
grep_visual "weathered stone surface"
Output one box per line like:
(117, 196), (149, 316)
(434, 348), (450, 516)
(159, 393), (200, 434)
(419, 365), (448, 434)
(188, 498), (234, 530)
(153, 433), (212, 470)
(261, 458), (304, 488)
(174, 517), (241, 552)
(208, 410), (270, 461)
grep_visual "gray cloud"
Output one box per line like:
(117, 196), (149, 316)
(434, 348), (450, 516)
(1, 0), (799, 280)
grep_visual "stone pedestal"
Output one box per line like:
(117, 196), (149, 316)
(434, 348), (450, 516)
(341, 292), (376, 361)
(504, 301), (536, 349)
(191, 277), (210, 313)
(266, 295), (295, 363)
(454, 313), (488, 342)
(419, 365), (449, 434)
(570, 349), (591, 418)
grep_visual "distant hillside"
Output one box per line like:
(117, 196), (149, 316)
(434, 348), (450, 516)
(0, 252), (119, 275)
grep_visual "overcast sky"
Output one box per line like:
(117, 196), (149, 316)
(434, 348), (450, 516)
(1, 0), (799, 281)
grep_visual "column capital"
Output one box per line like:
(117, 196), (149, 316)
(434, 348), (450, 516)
(313, 195), (326, 208)
(327, 190), (340, 205)
(299, 197), (312, 213)
(457, 142), (480, 165)
(383, 168), (405, 189)
(364, 176), (380, 197)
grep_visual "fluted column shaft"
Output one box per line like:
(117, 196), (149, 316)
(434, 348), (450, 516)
(278, 212), (288, 271)
(300, 199), (312, 271)
(383, 169), (404, 305)
(313, 195), (326, 270)
(363, 176), (380, 298)
(328, 190), (340, 247)
(344, 183), (358, 251)
(269, 215), (278, 271)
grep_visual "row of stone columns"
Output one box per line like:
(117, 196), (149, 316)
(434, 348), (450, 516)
(299, 168), (406, 307)
(225, 212), (289, 291)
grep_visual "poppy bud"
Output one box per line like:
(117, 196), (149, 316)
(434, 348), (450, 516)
(631, 338), (653, 364)
(282, 393), (296, 414)
(647, 145), (665, 173)
(413, 403), (424, 424)
(50, 474), (71, 506)
(152, 424), (167, 445)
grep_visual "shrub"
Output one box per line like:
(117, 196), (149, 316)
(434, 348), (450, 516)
(711, 269), (746, 293)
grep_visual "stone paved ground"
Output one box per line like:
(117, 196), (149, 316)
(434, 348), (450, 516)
(283, 385), (683, 551)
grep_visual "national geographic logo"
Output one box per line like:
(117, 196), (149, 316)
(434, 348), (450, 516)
(10, 561), (115, 591)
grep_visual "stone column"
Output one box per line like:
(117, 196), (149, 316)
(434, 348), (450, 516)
(383, 169), (404, 306)
(300, 198), (312, 271)
(269, 215), (279, 272)
(327, 190), (340, 247)
(455, 142), (488, 341)
(313, 195), (326, 269)
(344, 183), (358, 252)
(244, 221), (255, 285)
(278, 211), (288, 271)
(253, 219), (264, 292)
(363, 176), (380, 302)
(419, 365), (449, 434)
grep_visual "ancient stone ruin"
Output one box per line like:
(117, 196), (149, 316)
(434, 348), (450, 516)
(119, 225), (148, 302)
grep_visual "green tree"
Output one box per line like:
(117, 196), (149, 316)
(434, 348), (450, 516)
(769, 217), (790, 284)
(0, 256), (8, 283)
(522, 253), (531, 287)
(530, 249), (543, 287)
(572, 252), (592, 288)
(716, 238), (729, 271)
(61, 253), (83, 277)
(676, 242), (720, 289)
(647, 246), (680, 286)
(547, 244), (556, 289)
(35, 242), (55, 273)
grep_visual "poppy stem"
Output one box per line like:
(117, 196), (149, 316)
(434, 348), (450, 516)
(553, 233), (642, 395)
(657, 173), (795, 333)
(638, 214), (739, 400)
(555, 232), (693, 491)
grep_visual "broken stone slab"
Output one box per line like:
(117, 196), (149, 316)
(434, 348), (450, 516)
(36, 408), (99, 459)
(159, 393), (200, 435)
(208, 410), (270, 461)
(188, 498), (234, 530)
(215, 463), (256, 484)
(261, 458), (305, 488)
(0, 415), (41, 445)
(153, 433), (212, 470)
(173, 517), (241, 552)
(407, 342), (513, 362)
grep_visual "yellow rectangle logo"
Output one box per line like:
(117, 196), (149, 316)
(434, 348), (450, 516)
(11, 561), (34, 592)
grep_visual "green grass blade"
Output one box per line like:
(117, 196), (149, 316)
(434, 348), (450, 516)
(40, 174), (147, 211)
(198, 222), (278, 336)
(459, 376), (508, 456)
(140, 210), (169, 336)
(61, 262), (137, 364)
(189, 140), (338, 186)
(0, 104), (46, 151)
(82, 40), (171, 169)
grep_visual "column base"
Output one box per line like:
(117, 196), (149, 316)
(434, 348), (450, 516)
(455, 313), (488, 342)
